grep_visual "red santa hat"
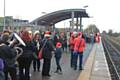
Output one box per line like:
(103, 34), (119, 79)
(44, 31), (51, 37)
(56, 42), (62, 48)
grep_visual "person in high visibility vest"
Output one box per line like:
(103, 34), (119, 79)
(73, 33), (86, 70)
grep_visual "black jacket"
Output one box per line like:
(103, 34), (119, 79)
(18, 41), (35, 59)
(0, 44), (17, 67)
(42, 38), (54, 59)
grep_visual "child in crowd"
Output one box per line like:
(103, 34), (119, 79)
(54, 42), (62, 74)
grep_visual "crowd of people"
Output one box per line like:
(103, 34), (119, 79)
(0, 28), (100, 80)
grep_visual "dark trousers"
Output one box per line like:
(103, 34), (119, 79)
(55, 57), (62, 71)
(4, 66), (17, 80)
(70, 50), (74, 67)
(42, 58), (51, 76)
(33, 59), (40, 71)
(0, 71), (5, 80)
(74, 52), (83, 69)
(62, 43), (67, 51)
(18, 57), (32, 80)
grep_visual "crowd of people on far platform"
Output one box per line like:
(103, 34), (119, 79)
(0, 28), (100, 80)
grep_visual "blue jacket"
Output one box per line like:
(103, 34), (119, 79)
(55, 48), (62, 58)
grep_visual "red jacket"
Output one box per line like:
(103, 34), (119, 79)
(73, 37), (78, 51)
(74, 37), (86, 53)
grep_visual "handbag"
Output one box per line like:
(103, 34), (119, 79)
(38, 39), (47, 60)
(38, 49), (43, 60)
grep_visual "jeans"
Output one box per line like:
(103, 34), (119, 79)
(73, 52), (83, 69)
(55, 57), (62, 71)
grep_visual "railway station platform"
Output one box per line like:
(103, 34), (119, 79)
(78, 39), (111, 80)
(30, 39), (111, 80)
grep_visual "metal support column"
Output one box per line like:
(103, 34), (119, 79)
(76, 17), (79, 31)
(71, 11), (74, 31)
(35, 21), (38, 30)
(80, 17), (82, 31)
(53, 24), (55, 31)
(35, 21), (38, 26)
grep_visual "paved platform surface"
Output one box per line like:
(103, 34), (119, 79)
(30, 44), (93, 80)
(78, 39), (111, 80)
(90, 42), (111, 80)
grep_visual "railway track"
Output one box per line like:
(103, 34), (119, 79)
(102, 34), (120, 80)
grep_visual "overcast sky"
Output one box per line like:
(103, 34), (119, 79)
(0, 0), (120, 32)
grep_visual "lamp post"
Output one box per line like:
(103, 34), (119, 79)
(41, 12), (47, 14)
(3, 0), (6, 31)
(83, 5), (88, 8)
(79, 5), (88, 32)
(41, 12), (47, 16)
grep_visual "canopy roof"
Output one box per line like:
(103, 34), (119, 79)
(31, 9), (89, 26)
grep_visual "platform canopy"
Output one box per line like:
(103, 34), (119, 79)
(30, 9), (89, 26)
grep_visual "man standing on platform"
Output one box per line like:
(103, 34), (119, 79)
(73, 33), (86, 70)
(42, 31), (55, 77)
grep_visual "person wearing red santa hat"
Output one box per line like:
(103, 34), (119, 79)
(41, 31), (55, 77)
(54, 42), (62, 74)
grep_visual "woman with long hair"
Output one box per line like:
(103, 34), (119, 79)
(32, 31), (41, 72)
(17, 30), (35, 80)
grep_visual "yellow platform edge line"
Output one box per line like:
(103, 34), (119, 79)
(77, 44), (97, 80)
